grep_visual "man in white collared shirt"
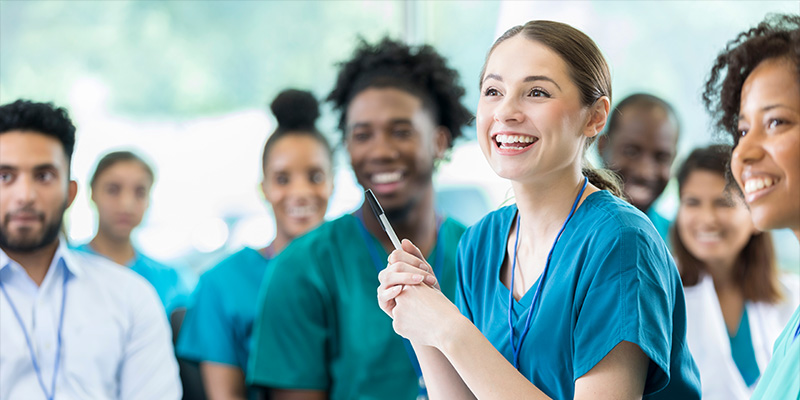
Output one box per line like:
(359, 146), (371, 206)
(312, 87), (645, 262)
(0, 100), (181, 400)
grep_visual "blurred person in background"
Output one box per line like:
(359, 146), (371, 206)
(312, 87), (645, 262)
(673, 144), (799, 400)
(247, 38), (472, 400)
(703, 13), (800, 400)
(177, 89), (334, 400)
(598, 93), (680, 242)
(0, 99), (180, 399)
(75, 150), (195, 318)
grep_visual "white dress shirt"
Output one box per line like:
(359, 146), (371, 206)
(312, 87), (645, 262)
(684, 272), (800, 400)
(0, 239), (181, 400)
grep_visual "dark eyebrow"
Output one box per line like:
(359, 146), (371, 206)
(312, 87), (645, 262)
(33, 163), (59, 171)
(739, 104), (794, 120)
(482, 74), (562, 91)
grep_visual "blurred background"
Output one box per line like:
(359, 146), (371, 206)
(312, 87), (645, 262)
(2, 0), (797, 274)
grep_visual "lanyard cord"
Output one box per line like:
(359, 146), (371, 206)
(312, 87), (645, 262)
(508, 177), (588, 370)
(0, 267), (68, 400)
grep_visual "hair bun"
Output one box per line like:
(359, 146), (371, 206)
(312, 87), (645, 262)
(270, 89), (320, 131)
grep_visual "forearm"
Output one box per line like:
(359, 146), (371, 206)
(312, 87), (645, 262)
(437, 316), (551, 400)
(413, 343), (476, 399)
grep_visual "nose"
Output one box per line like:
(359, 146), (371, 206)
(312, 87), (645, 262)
(494, 96), (525, 125)
(289, 175), (315, 198)
(13, 175), (37, 206)
(370, 131), (400, 162)
(732, 127), (765, 168)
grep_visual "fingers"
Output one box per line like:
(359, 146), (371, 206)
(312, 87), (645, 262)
(401, 239), (425, 260)
(377, 264), (435, 287)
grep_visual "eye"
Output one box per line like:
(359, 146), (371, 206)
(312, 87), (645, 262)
(135, 187), (148, 199)
(483, 87), (501, 97)
(106, 184), (120, 195)
(36, 170), (56, 182)
(392, 127), (413, 139)
(350, 130), (371, 143)
(681, 197), (699, 207)
(528, 88), (550, 98)
(309, 170), (326, 184)
(0, 171), (12, 183)
(275, 173), (289, 186)
(767, 118), (786, 129)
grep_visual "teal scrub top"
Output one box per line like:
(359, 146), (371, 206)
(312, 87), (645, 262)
(751, 305), (800, 399)
(456, 191), (700, 399)
(74, 243), (194, 317)
(247, 214), (466, 400)
(176, 247), (270, 372)
(729, 307), (760, 386)
(646, 206), (671, 246)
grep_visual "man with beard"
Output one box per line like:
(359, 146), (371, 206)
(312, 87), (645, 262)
(247, 38), (472, 400)
(597, 93), (680, 242)
(0, 100), (180, 399)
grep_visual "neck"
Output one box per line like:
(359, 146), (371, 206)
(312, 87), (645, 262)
(794, 228), (800, 244)
(90, 232), (135, 266)
(360, 187), (438, 257)
(2, 240), (60, 286)
(270, 232), (291, 255)
(512, 168), (593, 242)
(705, 259), (739, 293)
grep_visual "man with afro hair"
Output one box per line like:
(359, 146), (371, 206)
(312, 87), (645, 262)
(248, 37), (472, 400)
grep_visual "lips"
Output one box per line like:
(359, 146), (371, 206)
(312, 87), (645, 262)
(743, 176), (776, 195)
(286, 204), (319, 219)
(369, 170), (405, 194)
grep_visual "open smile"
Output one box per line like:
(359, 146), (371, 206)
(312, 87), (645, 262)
(492, 132), (539, 155)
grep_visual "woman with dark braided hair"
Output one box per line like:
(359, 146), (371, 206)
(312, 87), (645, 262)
(248, 38), (472, 400)
(702, 13), (800, 400)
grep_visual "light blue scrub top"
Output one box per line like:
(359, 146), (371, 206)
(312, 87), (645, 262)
(456, 191), (700, 399)
(751, 305), (800, 399)
(176, 247), (270, 372)
(74, 243), (194, 317)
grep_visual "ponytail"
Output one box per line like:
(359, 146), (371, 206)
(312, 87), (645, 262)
(582, 159), (625, 199)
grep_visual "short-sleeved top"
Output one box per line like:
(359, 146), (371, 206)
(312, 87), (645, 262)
(74, 243), (195, 317)
(456, 191), (700, 400)
(247, 214), (466, 400)
(751, 305), (800, 400)
(176, 247), (270, 373)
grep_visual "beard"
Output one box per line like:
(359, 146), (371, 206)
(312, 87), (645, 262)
(0, 201), (67, 253)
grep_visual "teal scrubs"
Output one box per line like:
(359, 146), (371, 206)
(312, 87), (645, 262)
(247, 214), (466, 400)
(729, 308), (760, 386)
(176, 247), (270, 372)
(646, 206), (671, 246)
(74, 243), (194, 316)
(456, 191), (700, 399)
(751, 305), (800, 399)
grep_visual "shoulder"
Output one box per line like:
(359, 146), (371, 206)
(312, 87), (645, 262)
(66, 248), (161, 303)
(199, 247), (264, 280)
(778, 272), (800, 309)
(574, 192), (664, 245)
(275, 215), (357, 263)
(460, 205), (516, 246)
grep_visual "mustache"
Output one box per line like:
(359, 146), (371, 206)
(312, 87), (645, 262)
(5, 206), (45, 221)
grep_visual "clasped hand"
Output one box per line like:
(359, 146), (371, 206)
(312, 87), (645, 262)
(376, 239), (460, 348)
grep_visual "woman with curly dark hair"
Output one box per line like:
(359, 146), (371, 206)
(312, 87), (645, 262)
(702, 13), (800, 400)
(248, 38), (472, 400)
(672, 144), (799, 400)
(377, 20), (701, 399)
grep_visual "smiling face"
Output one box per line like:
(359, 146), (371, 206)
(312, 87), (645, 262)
(476, 35), (596, 184)
(345, 87), (446, 214)
(601, 104), (678, 212)
(262, 134), (332, 242)
(731, 57), (800, 234)
(0, 131), (76, 253)
(91, 160), (152, 242)
(677, 169), (755, 269)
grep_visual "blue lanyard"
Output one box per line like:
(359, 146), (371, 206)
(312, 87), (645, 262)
(508, 177), (588, 370)
(354, 209), (445, 399)
(0, 266), (69, 400)
(794, 318), (800, 342)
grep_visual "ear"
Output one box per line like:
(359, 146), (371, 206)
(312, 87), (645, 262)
(66, 180), (78, 208)
(260, 178), (269, 201)
(583, 96), (610, 138)
(434, 126), (451, 160)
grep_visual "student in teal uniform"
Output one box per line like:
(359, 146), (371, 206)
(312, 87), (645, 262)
(378, 20), (700, 399)
(176, 89), (334, 400)
(75, 151), (194, 317)
(702, 14), (800, 400)
(247, 38), (472, 400)
(597, 93), (680, 244)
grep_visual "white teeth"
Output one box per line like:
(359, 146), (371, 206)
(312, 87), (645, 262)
(744, 177), (775, 194)
(494, 134), (536, 144)
(696, 231), (721, 242)
(372, 171), (402, 184)
(287, 205), (318, 218)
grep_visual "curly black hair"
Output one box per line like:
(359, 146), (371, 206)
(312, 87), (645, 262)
(0, 99), (76, 161)
(262, 89), (332, 172)
(702, 13), (800, 145)
(327, 37), (472, 148)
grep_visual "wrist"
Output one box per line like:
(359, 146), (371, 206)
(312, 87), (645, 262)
(436, 307), (470, 355)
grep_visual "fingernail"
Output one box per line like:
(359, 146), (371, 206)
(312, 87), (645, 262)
(424, 275), (436, 285)
(412, 275), (424, 282)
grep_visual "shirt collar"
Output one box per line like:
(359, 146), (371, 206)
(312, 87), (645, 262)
(0, 237), (83, 278)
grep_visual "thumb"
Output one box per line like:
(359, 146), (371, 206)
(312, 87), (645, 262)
(401, 239), (425, 261)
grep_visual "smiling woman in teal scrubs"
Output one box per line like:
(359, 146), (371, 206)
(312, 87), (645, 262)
(377, 20), (701, 399)
(76, 151), (194, 317)
(176, 89), (334, 400)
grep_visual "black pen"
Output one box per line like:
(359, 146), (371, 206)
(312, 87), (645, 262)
(365, 189), (403, 250)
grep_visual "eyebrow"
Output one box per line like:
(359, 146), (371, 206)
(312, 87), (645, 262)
(348, 118), (414, 130)
(0, 163), (58, 171)
(739, 104), (793, 119)
(482, 74), (562, 91)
